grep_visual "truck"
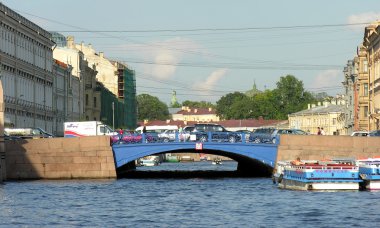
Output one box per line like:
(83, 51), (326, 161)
(64, 121), (116, 137)
(4, 127), (54, 139)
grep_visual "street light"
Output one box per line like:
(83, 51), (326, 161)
(112, 102), (115, 130)
(16, 94), (24, 127)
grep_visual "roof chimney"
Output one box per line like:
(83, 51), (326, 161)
(66, 36), (74, 48)
(194, 109), (198, 113)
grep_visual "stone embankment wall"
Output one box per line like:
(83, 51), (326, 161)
(277, 135), (380, 162)
(5, 136), (116, 180)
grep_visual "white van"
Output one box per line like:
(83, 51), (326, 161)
(135, 125), (178, 134)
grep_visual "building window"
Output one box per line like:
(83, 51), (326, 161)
(85, 94), (89, 105)
(333, 118), (336, 125)
(364, 83), (368, 96)
(93, 97), (97, 108)
(364, 60), (368, 73)
(364, 106), (368, 117)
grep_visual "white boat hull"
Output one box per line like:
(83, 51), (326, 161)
(279, 179), (359, 191)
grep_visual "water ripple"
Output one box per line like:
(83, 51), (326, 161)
(0, 162), (379, 227)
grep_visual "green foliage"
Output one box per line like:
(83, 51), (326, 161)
(251, 90), (282, 119)
(216, 92), (248, 119)
(215, 76), (318, 120)
(171, 101), (182, 108)
(137, 94), (169, 121)
(272, 75), (317, 119)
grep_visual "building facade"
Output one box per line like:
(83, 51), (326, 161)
(83, 62), (100, 122)
(172, 106), (220, 122)
(115, 62), (137, 128)
(363, 21), (380, 130)
(342, 59), (358, 134)
(288, 101), (346, 135)
(53, 35), (137, 129)
(0, 3), (55, 131)
(53, 38), (85, 120)
(356, 45), (370, 131)
(75, 40), (118, 96)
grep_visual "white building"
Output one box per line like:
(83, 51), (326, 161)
(75, 40), (118, 96)
(53, 38), (85, 119)
(52, 59), (83, 136)
(0, 3), (55, 132)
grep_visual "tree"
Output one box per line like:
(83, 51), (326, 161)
(170, 101), (182, 108)
(273, 75), (316, 119)
(137, 94), (169, 121)
(251, 90), (281, 119)
(216, 92), (248, 119)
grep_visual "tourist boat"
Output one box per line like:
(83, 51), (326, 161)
(357, 158), (380, 190)
(139, 156), (160, 166)
(275, 159), (361, 191)
(166, 155), (180, 163)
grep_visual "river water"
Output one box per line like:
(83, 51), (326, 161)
(1, 161), (380, 227)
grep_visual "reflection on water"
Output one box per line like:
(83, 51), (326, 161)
(0, 162), (379, 227)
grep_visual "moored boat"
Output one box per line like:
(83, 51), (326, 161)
(275, 159), (361, 191)
(357, 158), (380, 190)
(166, 155), (180, 163)
(140, 156), (160, 166)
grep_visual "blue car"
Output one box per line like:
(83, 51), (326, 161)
(190, 123), (241, 143)
(250, 128), (308, 144)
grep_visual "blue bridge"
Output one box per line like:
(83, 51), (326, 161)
(112, 133), (279, 177)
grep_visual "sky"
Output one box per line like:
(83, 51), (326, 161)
(2, 0), (380, 105)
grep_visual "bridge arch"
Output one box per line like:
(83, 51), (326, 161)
(112, 142), (277, 177)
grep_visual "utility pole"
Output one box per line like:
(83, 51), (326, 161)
(112, 102), (115, 130)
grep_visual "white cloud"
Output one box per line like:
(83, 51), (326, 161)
(151, 50), (178, 80)
(347, 12), (380, 31)
(311, 69), (341, 93)
(193, 69), (228, 95)
(135, 37), (201, 80)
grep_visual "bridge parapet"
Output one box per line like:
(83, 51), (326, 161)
(111, 132), (280, 145)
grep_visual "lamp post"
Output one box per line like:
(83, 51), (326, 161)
(16, 94), (24, 127)
(22, 109), (26, 127)
(112, 102), (115, 130)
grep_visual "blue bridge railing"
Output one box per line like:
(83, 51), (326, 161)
(111, 132), (280, 145)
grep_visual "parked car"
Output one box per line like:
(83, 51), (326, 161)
(351, 131), (369, 137)
(249, 128), (276, 143)
(249, 128), (307, 144)
(190, 123), (241, 143)
(181, 126), (195, 141)
(111, 131), (156, 144)
(235, 130), (252, 141)
(368, 130), (380, 137)
(292, 129), (309, 135)
(4, 132), (22, 141)
(158, 129), (177, 142)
